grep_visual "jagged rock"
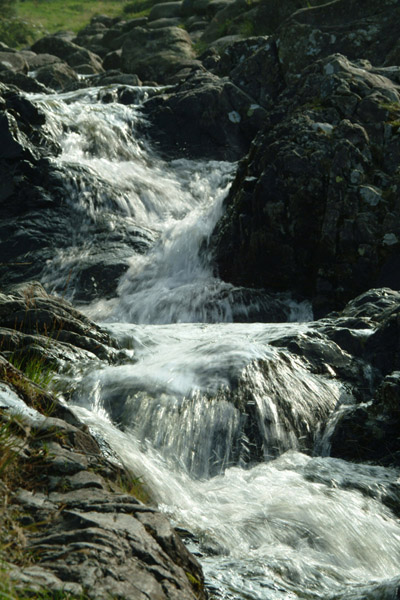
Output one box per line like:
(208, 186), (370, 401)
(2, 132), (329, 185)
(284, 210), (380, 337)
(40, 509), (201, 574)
(210, 53), (400, 314)
(0, 281), (123, 368)
(329, 371), (400, 465)
(141, 70), (266, 159)
(211, 36), (284, 109)
(121, 26), (196, 83)
(0, 112), (36, 160)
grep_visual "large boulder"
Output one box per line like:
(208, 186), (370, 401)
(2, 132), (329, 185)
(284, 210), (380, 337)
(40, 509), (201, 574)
(121, 26), (196, 83)
(34, 62), (80, 90)
(276, 0), (400, 82)
(31, 35), (104, 73)
(0, 51), (28, 73)
(210, 53), (400, 315)
(141, 70), (266, 160)
(148, 1), (183, 21)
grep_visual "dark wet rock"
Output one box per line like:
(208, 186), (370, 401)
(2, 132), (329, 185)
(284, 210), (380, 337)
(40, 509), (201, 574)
(181, 0), (212, 17)
(210, 53), (400, 315)
(329, 371), (400, 466)
(102, 49), (122, 70)
(141, 70), (266, 160)
(0, 103), (154, 303)
(0, 112), (37, 160)
(201, 0), (254, 43)
(365, 307), (400, 376)
(148, 17), (183, 29)
(339, 288), (400, 323)
(35, 61), (80, 90)
(0, 282), (121, 366)
(0, 70), (50, 93)
(121, 26), (196, 84)
(212, 36), (284, 110)
(200, 0), (322, 45)
(101, 27), (130, 53)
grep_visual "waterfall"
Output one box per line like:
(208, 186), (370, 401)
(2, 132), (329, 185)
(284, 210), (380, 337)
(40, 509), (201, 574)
(31, 85), (400, 600)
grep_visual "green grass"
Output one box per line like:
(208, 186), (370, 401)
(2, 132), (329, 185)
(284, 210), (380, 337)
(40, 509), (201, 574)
(0, 0), (160, 47)
(16, 0), (156, 36)
(8, 353), (55, 392)
(18, 0), (123, 35)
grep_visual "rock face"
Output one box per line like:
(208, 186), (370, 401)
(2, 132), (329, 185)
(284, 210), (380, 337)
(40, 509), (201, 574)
(210, 53), (400, 315)
(276, 0), (400, 82)
(0, 284), (206, 599)
(142, 70), (266, 159)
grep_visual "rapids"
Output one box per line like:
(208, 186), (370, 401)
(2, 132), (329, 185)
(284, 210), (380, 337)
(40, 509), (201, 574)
(31, 85), (400, 599)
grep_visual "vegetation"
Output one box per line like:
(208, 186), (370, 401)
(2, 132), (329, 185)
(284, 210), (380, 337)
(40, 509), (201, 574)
(0, 0), (162, 48)
(8, 352), (56, 393)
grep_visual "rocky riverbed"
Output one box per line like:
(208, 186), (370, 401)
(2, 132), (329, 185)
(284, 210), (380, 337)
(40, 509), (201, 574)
(1, 0), (400, 598)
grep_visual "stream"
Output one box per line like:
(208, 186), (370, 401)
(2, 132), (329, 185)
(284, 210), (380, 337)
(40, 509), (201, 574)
(31, 84), (400, 600)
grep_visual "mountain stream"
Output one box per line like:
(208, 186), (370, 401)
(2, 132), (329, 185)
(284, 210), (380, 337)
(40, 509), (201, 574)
(30, 85), (400, 600)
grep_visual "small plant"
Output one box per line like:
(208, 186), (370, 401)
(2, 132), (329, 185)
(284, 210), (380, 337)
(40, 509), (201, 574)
(8, 352), (56, 393)
(117, 471), (151, 505)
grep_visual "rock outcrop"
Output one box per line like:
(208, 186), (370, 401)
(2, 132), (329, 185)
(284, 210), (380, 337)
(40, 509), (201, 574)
(0, 286), (206, 599)
(210, 52), (400, 315)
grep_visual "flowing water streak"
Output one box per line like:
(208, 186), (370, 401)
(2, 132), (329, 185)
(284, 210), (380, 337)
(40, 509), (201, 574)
(32, 86), (253, 322)
(29, 86), (400, 598)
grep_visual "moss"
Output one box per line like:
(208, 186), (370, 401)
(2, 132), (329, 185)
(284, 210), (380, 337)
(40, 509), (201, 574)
(185, 571), (203, 597)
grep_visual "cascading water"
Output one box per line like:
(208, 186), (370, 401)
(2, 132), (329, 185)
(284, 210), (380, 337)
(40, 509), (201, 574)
(31, 85), (400, 599)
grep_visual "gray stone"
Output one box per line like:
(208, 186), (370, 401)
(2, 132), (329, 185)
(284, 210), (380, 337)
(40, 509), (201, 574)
(121, 26), (195, 83)
(0, 52), (28, 73)
(148, 1), (183, 20)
